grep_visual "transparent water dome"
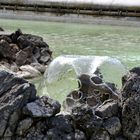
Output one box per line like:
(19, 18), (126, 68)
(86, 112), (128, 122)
(43, 55), (126, 103)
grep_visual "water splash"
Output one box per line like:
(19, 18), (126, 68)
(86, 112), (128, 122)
(42, 55), (126, 103)
(45, 55), (126, 84)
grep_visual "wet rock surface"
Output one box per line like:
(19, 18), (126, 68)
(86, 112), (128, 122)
(0, 29), (52, 79)
(23, 96), (61, 118)
(1, 67), (140, 140)
(121, 67), (140, 140)
(95, 99), (119, 119)
(103, 117), (121, 136)
(63, 67), (140, 140)
(0, 71), (36, 137)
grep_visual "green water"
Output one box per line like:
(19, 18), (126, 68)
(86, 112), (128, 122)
(0, 19), (140, 102)
(1, 19), (140, 68)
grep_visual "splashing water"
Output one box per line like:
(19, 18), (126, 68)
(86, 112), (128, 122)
(45, 55), (126, 83)
(42, 55), (126, 103)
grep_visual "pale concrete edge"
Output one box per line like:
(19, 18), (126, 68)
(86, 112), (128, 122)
(0, 10), (140, 27)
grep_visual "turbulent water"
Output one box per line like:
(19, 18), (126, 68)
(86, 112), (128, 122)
(45, 55), (126, 83)
(0, 19), (140, 102)
(43, 55), (126, 103)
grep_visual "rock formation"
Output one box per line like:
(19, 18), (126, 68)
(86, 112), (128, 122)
(0, 29), (52, 79)
(0, 66), (140, 140)
(0, 71), (60, 140)
(0, 27), (4, 31)
(64, 67), (140, 140)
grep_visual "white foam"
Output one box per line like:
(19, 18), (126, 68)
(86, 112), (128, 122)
(44, 55), (126, 85)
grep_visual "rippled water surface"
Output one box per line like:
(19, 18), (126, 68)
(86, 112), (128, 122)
(1, 19), (140, 68)
(0, 19), (140, 102)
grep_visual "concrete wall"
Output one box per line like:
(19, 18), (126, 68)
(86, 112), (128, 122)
(0, 0), (140, 11)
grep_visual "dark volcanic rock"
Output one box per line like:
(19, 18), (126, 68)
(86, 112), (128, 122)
(0, 35), (12, 43)
(21, 121), (48, 140)
(122, 95), (140, 140)
(129, 67), (140, 76)
(115, 136), (127, 140)
(10, 29), (23, 43)
(47, 115), (74, 140)
(0, 29), (52, 79)
(23, 96), (61, 118)
(4, 111), (21, 137)
(17, 34), (49, 49)
(16, 118), (33, 136)
(0, 71), (62, 139)
(103, 117), (121, 136)
(47, 115), (86, 140)
(33, 46), (41, 59)
(15, 50), (28, 66)
(121, 67), (140, 140)
(16, 32), (53, 65)
(95, 99), (119, 119)
(90, 130), (110, 140)
(121, 70), (140, 102)
(39, 47), (52, 65)
(72, 104), (103, 139)
(0, 40), (16, 60)
(0, 71), (36, 137)
(74, 129), (86, 140)
(1, 65), (140, 140)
